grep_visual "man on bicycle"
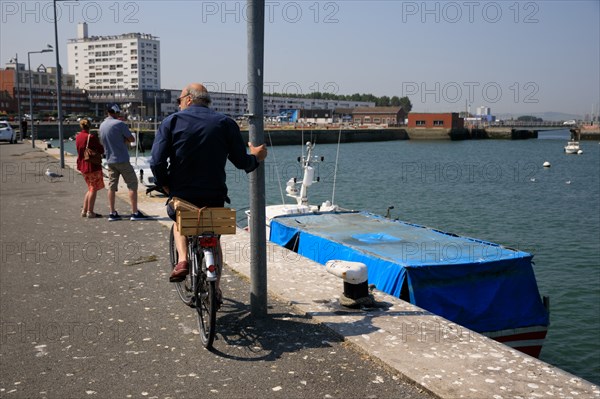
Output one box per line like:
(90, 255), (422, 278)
(150, 83), (267, 283)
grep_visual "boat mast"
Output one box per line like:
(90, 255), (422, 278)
(286, 141), (320, 206)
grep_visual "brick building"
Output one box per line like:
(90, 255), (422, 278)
(1, 62), (89, 117)
(407, 113), (464, 129)
(352, 106), (406, 126)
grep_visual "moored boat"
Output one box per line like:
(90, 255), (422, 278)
(564, 140), (581, 154)
(565, 127), (583, 154)
(260, 142), (550, 357)
(482, 325), (549, 358)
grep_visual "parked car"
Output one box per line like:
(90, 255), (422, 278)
(0, 121), (16, 144)
(563, 119), (577, 126)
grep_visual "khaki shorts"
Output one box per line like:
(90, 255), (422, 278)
(107, 162), (138, 191)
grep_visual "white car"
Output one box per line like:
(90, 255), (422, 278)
(0, 121), (16, 144)
(563, 120), (577, 126)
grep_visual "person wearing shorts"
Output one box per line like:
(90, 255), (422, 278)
(75, 119), (105, 218)
(150, 83), (267, 283)
(99, 103), (148, 221)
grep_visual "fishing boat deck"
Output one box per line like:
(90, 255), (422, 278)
(269, 211), (549, 335)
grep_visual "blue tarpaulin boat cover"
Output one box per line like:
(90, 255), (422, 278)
(269, 211), (549, 333)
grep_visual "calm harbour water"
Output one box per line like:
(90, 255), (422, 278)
(57, 130), (600, 384)
(228, 130), (600, 385)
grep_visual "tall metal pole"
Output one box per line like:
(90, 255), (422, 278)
(13, 55), (23, 142)
(247, 0), (267, 317)
(154, 92), (158, 132)
(136, 106), (145, 165)
(28, 53), (35, 148)
(53, 0), (65, 168)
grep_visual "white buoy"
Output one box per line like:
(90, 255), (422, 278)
(543, 161), (551, 168)
(577, 150), (583, 154)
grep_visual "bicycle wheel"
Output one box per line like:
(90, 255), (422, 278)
(195, 250), (217, 349)
(169, 224), (193, 305)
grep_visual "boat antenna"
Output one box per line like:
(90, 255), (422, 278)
(301, 112), (305, 157)
(331, 123), (342, 206)
(267, 130), (286, 205)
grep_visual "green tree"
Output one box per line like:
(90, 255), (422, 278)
(517, 115), (543, 122)
(363, 94), (377, 103)
(376, 96), (391, 106)
(398, 96), (413, 113)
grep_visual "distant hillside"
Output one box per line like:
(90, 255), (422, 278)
(496, 111), (583, 122)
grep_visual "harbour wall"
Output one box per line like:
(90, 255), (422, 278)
(25, 123), (600, 145)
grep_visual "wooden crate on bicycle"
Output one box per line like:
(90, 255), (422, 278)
(172, 197), (236, 236)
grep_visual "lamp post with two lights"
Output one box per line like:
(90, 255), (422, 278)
(28, 46), (53, 148)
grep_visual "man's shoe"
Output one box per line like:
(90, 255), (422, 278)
(108, 212), (122, 221)
(130, 211), (150, 221)
(169, 261), (189, 282)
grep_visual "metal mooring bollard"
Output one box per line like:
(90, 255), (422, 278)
(326, 260), (375, 308)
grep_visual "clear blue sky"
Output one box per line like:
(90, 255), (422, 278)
(1, 0), (599, 116)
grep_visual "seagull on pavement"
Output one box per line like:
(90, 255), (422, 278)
(45, 168), (63, 182)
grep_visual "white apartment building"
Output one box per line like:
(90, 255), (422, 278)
(262, 96), (374, 116)
(67, 23), (160, 91)
(64, 23), (372, 119)
(476, 106), (491, 116)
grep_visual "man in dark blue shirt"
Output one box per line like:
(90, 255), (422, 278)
(150, 83), (267, 283)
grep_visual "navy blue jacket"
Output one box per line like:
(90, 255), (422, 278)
(150, 105), (259, 202)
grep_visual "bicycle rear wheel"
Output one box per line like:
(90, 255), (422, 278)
(169, 224), (193, 306)
(196, 251), (217, 349)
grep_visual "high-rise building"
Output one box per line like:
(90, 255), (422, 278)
(62, 23), (373, 120)
(67, 22), (160, 91)
(476, 106), (491, 116)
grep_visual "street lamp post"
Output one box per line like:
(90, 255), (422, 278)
(154, 92), (158, 132)
(154, 89), (166, 131)
(9, 55), (23, 141)
(53, 0), (66, 168)
(136, 105), (146, 165)
(28, 46), (53, 148)
(49, 91), (56, 117)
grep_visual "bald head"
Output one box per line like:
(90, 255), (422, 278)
(184, 83), (211, 106)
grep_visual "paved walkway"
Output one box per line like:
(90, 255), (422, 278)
(0, 142), (436, 398)
(2, 141), (599, 398)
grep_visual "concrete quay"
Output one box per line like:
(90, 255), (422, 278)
(1, 142), (433, 399)
(2, 141), (599, 398)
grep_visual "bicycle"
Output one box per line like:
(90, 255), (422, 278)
(168, 198), (236, 349)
